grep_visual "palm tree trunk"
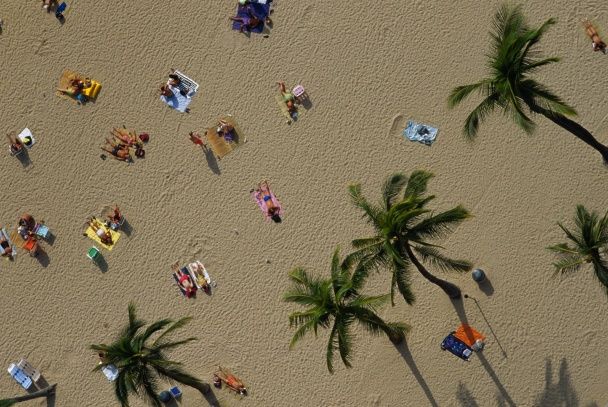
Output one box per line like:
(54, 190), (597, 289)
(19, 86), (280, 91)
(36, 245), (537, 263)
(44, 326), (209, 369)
(1, 384), (56, 404)
(530, 105), (608, 163)
(404, 244), (462, 299)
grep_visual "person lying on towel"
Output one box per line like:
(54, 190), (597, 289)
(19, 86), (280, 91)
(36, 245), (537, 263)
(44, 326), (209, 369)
(57, 78), (90, 104)
(87, 218), (113, 246)
(172, 263), (197, 298)
(217, 119), (235, 142)
(277, 81), (297, 118)
(255, 181), (281, 222)
(229, 5), (268, 33)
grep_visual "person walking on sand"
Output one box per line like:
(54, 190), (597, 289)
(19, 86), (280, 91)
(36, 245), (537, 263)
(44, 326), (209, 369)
(189, 131), (207, 150)
(583, 20), (607, 54)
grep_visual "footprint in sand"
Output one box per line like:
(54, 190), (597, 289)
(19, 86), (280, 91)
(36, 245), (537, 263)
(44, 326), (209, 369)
(388, 114), (407, 139)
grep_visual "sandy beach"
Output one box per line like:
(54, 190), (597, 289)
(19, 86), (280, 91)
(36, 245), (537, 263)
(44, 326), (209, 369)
(1, 0), (607, 406)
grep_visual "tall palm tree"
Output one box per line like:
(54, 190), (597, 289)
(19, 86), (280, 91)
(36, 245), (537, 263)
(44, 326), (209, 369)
(0, 385), (56, 407)
(284, 247), (409, 373)
(548, 205), (608, 296)
(91, 303), (210, 407)
(348, 170), (472, 303)
(448, 4), (608, 163)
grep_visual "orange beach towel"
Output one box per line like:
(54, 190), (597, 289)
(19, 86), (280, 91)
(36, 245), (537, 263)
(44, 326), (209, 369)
(454, 324), (486, 347)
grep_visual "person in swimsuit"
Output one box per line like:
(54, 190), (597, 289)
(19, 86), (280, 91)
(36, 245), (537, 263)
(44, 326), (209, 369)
(88, 218), (113, 245)
(584, 20), (607, 53)
(229, 6), (262, 33)
(255, 181), (281, 222)
(171, 262), (197, 298)
(0, 235), (13, 258)
(57, 78), (89, 104)
(277, 81), (297, 116)
(216, 367), (247, 395)
(101, 138), (132, 162)
(42, 0), (57, 11)
(190, 262), (210, 293)
(7, 134), (23, 155)
(217, 119), (235, 142)
(189, 131), (207, 150)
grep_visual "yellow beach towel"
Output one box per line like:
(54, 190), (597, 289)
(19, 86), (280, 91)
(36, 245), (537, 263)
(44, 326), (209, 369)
(85, 224), (120, 251)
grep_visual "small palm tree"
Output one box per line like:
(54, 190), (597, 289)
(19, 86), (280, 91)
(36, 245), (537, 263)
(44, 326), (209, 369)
(448, 4), (608, 163)
(348, 170), (472, 303)
(284, 248), (409, 373)
(91, 303), (210, 407)
(548, 205), (608, 296)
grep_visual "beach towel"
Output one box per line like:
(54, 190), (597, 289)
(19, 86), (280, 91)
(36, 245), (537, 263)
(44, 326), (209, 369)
(160, 85), (195, 113)
(206, 116), (246, 159)
(172, 273), (187, 297)
(252, 188), (283, 221)
(17, 128), (36, 149)
(231, 3), (270, 33)
(101, 364), (119, 381)
(453, 324), (486, 348)
(403, 120), (438, 146)
(441, 333), (473, 361)
(0, 228), (16, 258)
(85, 222), (120, 251)
(275, 95), (307, 124)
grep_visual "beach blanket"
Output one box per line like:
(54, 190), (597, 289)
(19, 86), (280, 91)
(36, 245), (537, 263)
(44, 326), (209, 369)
(187, 261), (213, 291)
(160, 85), (195, 113)
(85, 222), (121, 251)
(252, 189), (283, 221)
(453, 324), (486, 348)
(231, 3), (270, 33)
(205, 116), (246, 159)
(441, 333), (473, 361)
(403, 120), (438, 146)
(275, 95), (306, 124)
(0, 227), (16, 258)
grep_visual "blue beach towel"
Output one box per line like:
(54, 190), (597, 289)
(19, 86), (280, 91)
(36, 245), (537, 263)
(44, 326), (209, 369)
(403, 120), (438, 146)
(160, 86), (195, 113)
(441, 333), (473, 361)
(231, 3), (271, 33)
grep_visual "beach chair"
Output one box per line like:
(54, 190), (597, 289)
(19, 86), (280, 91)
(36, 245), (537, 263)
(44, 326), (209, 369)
(33, 223), (50, 239)
(87, 246), (100, 261)
(170, 386), (182, 398)
(403, 120), (438, 146)
(441, 333), (473, 361)
(17, 128), (36, 149)
(292, 85), (308, 104)
(205, 116), (246, 160)
(187, 261), (213, 291)
(7, 363), (33, 390)
(101, 364), (119, 381)
(17, 359), (41, 383)
(173, 70), (199, 94)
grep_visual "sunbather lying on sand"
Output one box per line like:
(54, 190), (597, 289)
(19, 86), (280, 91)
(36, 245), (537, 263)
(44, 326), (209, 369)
(87, 218), (113, 245)
(255, 181), (281, 221)
(42, 0), (57, 11)
(0, 234), (13, 258)
(111, 128), (139, 147)
(57, 78), (90, 104)
(216, 367), (247, 395)
(230, 6), (263, 33)
(172, 262), (197, 298)
(217, 119), (235, 142)
(277, 81), (297, 116)
(190, 262), (210, 293)
(7, 134), (23, 155)
(101, 138), (132, 162)
(584, 20), (607, 53)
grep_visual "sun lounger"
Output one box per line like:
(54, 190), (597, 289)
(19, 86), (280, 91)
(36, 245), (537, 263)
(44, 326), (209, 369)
(33, 223), (50, 239)
(85, 219), (120, 251)
(101, 364), (119, 381)
(17, 128), (36, 149)
(403, 120), (438, 146)
(205, 116), (246, 159)
(252, 186), (283, 221)
(441, 333), (473, 361)
(17, 358), (41, 383)
(160, 70), (198, 113)
(1, 227), (16, 259)
(7, 363), (33, 390)
(187, 261), (212, 291)
(87, 246), (100, 261)
(173, 70), (199, 94)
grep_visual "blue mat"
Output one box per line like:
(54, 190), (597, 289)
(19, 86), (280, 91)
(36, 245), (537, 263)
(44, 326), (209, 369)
(403, 120), (438, 146)
(231, 3), (271, 33)
(441, 333), (473, 361)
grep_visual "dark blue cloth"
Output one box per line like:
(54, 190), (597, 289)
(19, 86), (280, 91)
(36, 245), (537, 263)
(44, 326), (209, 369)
(231, 3), (271, 33)
(441, 333), (473, 361)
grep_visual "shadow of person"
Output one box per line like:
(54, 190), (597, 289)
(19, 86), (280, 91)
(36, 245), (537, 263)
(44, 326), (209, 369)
(202, 388), (221, 407)
(451, 297), (516, 407)
(35, 249), (51, 267)
(456, 382), (479, 407)
(393, 341), (440, 407)
(120, 218), (133, 237)
(203, 148), (221, 175)
(534, 359), (579, 407)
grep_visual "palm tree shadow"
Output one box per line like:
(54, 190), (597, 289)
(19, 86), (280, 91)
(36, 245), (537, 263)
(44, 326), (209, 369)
(393, 341), (440, 407)
(202, 389), (220, 406)
(456, 382), (479, 407)
(451, 298), (516, 407)
(534, 358), (579, 407)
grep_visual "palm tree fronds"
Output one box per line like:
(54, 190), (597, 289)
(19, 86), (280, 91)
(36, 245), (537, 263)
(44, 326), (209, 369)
(381, 173), (408, 209)
(151, 317), (192, 347)
(403, 170), (434, 199)
(348, 184), (383, 228)
(413, 245), (473, 272)
(336, 319), (353, 370)
(408, 205), (471, 241)
(289, 319), (317, 349)
(463, 94), (499, 139)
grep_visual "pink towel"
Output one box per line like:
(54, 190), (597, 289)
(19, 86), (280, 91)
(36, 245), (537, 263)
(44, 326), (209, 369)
(252, 190), (283, 221)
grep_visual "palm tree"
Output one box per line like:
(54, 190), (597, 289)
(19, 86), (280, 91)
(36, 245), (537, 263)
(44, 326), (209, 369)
(548, 205), (608, 296)
(91, 303), (210, 407)
(448, 4), (608, 163)
(284, 247), (409, 373)
(348, 170), (472, 303)
(0, 385), (56, 407)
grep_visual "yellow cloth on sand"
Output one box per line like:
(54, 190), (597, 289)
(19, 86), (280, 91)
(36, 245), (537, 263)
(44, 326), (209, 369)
(85, 224), (120, 251)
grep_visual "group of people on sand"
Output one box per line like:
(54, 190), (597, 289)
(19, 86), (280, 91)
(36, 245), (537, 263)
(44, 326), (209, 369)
(101, 128), (147, 162)
(0, 213), (42, 259)
(84, 206), (123, 246)
(229, 0), (273, 33)
(188, 118), (236, 149)
(171, 261), (212, 298)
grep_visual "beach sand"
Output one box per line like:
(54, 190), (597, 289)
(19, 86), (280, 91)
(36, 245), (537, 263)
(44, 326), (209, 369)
(1, 0), (607, 406)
